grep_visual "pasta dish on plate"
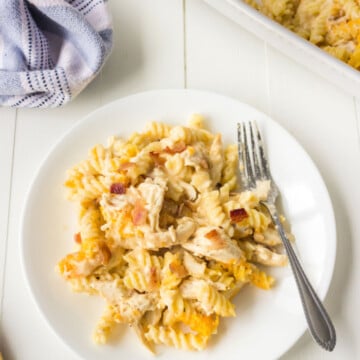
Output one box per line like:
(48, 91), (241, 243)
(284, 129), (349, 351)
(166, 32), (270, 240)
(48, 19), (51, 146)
(245, 0), (360, 70)
(57, 116), (292, 352)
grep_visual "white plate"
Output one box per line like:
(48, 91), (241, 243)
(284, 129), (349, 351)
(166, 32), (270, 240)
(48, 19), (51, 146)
(21, 89), (336, 360)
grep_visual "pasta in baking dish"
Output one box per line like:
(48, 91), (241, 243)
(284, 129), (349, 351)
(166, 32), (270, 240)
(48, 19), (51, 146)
(57, 116), (292, 352)
(245, 0), (360, 70)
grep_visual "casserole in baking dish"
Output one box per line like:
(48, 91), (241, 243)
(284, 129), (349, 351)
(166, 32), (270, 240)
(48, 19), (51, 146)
(204, 0), (360, 97)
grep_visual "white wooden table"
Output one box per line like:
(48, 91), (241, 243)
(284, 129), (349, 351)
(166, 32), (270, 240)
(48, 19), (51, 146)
(1, 1), (359, 359)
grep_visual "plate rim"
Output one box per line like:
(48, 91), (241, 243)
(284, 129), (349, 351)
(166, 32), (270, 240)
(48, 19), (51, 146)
(20, 88), (337, 360)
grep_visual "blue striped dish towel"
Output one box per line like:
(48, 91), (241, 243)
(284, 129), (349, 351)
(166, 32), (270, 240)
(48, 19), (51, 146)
(0, 0), (113, 108)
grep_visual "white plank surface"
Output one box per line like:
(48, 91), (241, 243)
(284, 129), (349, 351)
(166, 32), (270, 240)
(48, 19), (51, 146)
(1, 1), (360, 359)
(186, 0), (268, 113)
(101, 0), (185, 103)
(0, 108), (16, 318)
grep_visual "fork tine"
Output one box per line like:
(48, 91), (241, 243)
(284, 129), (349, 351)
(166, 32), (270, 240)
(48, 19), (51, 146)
(249, 121), (262, 179)
(244, 122), (256, 187)
(237, 122), (255, 189)
(237, 123), (248, 188)
(238, 121), (271, 190)
(250, 121), (271, 180)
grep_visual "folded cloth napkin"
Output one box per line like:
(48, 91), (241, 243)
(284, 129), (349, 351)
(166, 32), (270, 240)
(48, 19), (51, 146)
(0, 0), (112, 108)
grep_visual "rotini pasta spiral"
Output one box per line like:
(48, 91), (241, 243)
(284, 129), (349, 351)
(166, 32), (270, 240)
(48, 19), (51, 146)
(144, 325), (209, 350)
(197, 190), (233, 236)
(221, 144), (238, 191)
(145, 121), (172, 140)
(181, 278), (236, 317)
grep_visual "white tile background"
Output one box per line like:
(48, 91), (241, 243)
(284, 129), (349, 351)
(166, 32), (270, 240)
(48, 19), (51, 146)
(1, 1), (359, 359)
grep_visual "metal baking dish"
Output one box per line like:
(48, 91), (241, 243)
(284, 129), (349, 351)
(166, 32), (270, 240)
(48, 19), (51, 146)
(204, 0), (360, 97)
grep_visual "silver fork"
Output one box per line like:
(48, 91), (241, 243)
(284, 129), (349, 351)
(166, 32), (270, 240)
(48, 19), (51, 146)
(237, 120), (336, 351)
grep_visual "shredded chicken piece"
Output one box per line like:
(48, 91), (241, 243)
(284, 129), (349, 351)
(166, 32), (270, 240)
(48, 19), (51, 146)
(183, 227), (243, 264)
(240, 240), (287, 267)
(91, 276), (157, 322)
(137, 176), (167, 231)
(183, 251), (206, 277)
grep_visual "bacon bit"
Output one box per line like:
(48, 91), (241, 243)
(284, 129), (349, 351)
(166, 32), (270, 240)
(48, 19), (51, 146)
(118, 162), (136, 171)
(149, 151), (166, 166)
(169, 261), (188, 278)
(148, 266), (159, 290)
(97, 242), (112, 265)
(110, 182), (126, 194)
(164, 141), (186, 154)
(73, 232), (82, 244)
(204, 229), (226, 250)
(131, 199), (148, 226)
(230, 208), (249, 223)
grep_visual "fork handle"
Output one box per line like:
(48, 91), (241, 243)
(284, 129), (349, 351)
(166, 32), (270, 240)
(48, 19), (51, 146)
(263, 203), (336, 351)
